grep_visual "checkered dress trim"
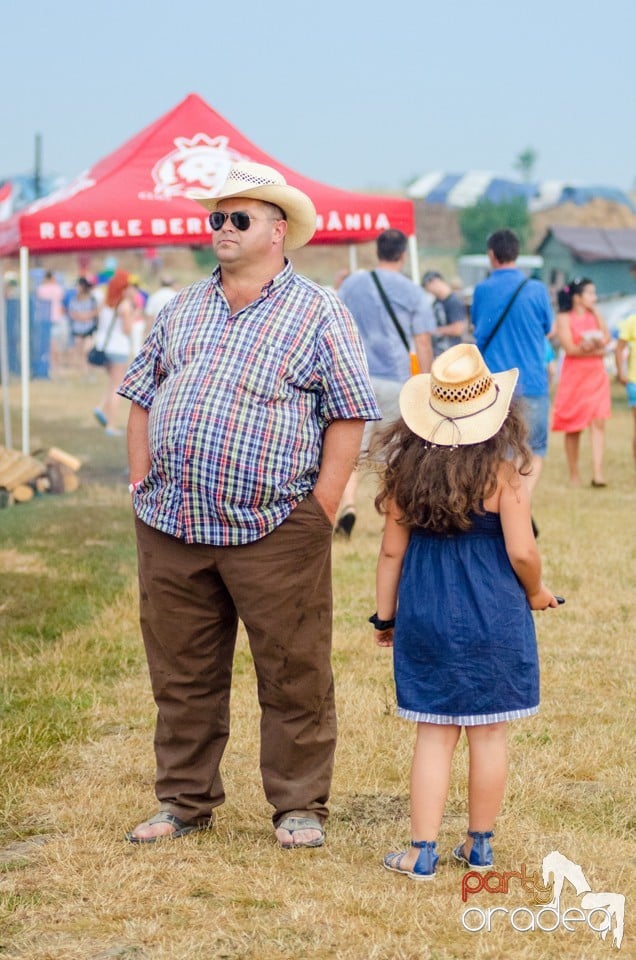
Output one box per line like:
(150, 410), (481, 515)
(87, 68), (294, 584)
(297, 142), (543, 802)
(397, 706), (539, 725)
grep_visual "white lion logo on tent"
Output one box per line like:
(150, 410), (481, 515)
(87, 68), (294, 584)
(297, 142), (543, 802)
(150, 134), (248, 200)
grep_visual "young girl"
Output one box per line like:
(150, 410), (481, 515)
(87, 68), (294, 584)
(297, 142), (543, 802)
(370, 344), (560, 881)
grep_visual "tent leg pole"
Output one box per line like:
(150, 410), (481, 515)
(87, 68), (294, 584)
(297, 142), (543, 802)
(348, 244), (357, 274)
(408, 234), (420, 284)
(0, 260), (11, 448)
(19, 246), (30, 454)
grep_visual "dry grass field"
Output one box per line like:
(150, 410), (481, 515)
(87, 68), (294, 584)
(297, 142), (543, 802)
(0, 372), (634, 960)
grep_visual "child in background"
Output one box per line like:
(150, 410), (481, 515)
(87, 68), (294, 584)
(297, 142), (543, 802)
(615, 313), (636, 470)
(370, 344), (560, 881)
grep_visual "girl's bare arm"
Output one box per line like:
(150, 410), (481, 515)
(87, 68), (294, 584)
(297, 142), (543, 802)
(374, 501), (410, 646)
(498, 466), (557, 610)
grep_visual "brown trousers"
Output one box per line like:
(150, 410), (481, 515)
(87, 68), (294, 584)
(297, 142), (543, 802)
(134, 494), (336, 827)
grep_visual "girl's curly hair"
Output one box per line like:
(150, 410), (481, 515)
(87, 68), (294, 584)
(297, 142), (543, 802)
(370, 398), (532, 533)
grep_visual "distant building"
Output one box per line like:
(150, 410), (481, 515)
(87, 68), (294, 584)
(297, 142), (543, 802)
(537, 226), (636, 298)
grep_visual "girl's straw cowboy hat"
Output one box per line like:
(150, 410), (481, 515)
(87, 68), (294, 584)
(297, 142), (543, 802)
(195, 161), (317, 250)
(399, 343), (519, 446)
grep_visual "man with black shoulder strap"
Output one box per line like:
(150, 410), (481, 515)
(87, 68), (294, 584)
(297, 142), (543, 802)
(335, 229), (435, 537)
(472, 229), (554, 505)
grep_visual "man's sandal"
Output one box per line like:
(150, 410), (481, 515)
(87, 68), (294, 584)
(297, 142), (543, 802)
(275, 816), (325, 849)
(125, 811), (209, 844)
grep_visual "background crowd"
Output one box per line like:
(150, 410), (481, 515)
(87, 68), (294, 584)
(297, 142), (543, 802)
(17, 227), (635, 483)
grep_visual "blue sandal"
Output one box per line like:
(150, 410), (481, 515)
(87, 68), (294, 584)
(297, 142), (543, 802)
(384, 840), (439, 880)
(93, 408), (107, 428)
(125, 811), (208, 844)
(453, 830), (494, 869)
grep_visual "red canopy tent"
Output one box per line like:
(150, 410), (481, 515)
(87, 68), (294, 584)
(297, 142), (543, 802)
(0, 93), (417, 451)
(0, 92), (414, 255)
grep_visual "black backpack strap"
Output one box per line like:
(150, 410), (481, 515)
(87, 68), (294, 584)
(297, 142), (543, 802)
(480, 278), (530, 355)
(370, 270), (410, 353)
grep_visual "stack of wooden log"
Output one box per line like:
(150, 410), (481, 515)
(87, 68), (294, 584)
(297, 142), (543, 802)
(0, 446), (81, 507)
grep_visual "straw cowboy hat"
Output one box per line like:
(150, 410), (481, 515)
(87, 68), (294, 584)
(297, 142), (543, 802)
(399, 344), (519, 446)
(195, 161), (317, 250)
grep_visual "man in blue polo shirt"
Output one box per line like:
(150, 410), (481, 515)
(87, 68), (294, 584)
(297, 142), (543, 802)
(471, 229), (553, 506)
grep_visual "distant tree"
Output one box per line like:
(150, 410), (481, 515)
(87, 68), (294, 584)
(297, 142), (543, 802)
(514, 147), (538, 183)
(458, 197), (531, 255)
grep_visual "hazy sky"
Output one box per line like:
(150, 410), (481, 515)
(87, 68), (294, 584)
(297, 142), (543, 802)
(3, 0), (634, 194)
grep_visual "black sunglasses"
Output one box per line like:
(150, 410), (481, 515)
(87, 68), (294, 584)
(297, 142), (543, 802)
(208, 210), (284, 232)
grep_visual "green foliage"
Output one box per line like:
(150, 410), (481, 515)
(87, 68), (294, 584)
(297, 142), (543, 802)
(458, 196), (531, 254)
(0, 493), (140, 788)
(0, 494), (135, 654)
(514, 146), (538, 182)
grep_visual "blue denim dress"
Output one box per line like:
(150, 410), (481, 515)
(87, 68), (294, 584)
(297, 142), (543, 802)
(393, 510), (539, 725)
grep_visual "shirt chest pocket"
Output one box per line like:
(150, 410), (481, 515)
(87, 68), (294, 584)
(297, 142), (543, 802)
(231, 341), (293, 403)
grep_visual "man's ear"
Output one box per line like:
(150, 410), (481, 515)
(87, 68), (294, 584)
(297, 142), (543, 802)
(273, 219), (288, 246)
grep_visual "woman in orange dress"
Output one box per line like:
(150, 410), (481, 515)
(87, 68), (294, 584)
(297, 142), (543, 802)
(552, 278), (611, 486)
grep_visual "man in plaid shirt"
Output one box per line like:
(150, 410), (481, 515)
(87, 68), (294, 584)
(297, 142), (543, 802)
(120, 162), (380, 848)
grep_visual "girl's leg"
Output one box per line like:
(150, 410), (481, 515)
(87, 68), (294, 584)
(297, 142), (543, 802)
(564, 431), (581, 486)
(80, 337), (93, 378)
(589, 418), (606, 484)
(461, 722), (508, 855)
(397, 722), (461, 871)
(103, 361), (128, 431)
(632, 409), (636, 469)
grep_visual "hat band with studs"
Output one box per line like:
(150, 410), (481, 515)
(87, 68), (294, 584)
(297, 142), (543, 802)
(429, 372), (496, 419)
(430, 372), (491, 404)
(223, 168), (285, 190)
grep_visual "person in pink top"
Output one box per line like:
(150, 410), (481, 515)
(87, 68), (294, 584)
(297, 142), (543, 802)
(37, 270), (66, 376)
(551, 278), (611, 486)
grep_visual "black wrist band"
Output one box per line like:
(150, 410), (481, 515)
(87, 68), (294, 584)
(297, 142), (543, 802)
(369, 612), (396, 630)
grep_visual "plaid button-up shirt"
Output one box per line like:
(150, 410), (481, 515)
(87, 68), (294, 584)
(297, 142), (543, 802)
(119, 262), (380, 545)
